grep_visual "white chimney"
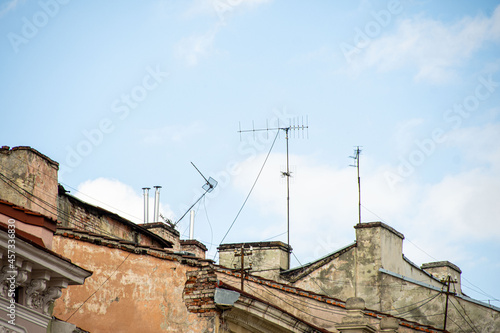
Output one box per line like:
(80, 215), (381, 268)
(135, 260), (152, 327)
(153, 186), (161, 222)
(189, 210), (195, 240)
(142, 187), (150, 223)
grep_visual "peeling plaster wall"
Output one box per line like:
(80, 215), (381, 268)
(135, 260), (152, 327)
(289, 249), (356, 301)
(52, 236), (216, 333)
(219, 242), (289, 281)
(379, 273), (500, 333)
(281, 222), (500, 333)
(0, 146), (58, 220)
(218, 271), (440, 333)
(143, 223), (181, 251)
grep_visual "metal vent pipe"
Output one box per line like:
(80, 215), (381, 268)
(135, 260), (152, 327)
(142, 187), (150, 223)
(189, 210), (195, 240)
(153, 186), (161, 222)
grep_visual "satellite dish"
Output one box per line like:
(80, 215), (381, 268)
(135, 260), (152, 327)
(203, 177), (218, 193)
(173, 163), (218, 226)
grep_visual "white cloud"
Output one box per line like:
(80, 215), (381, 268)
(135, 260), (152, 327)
(230, 153), (417, 260)
(75, 178), (175, 224)
(175, 27), (219, 67)
(230, 123), (500, 267)
(351, 5), (500, 83)
(187, 0), (272, 20)
(175, 0), (272, 66)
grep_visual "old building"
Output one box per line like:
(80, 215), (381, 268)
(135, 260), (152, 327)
(1, 145), (497, 332)
(0, 199), (91, 333)
(219, 222), (500, 332)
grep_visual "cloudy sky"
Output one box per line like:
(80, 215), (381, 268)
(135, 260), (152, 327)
(1, 0), (499, 305)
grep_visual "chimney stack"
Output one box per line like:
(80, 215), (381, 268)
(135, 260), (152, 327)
(153, 186), (162, 222)
(142, 187), (150, 223)
(189, 210), (195, 240)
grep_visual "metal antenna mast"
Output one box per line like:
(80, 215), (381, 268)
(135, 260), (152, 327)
(350, 146), (362, 224)
(238, 117), (308, 269)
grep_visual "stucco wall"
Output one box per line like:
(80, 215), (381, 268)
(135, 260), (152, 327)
(281, 222), (500, 333)
(0, 146), (58, 220)
(52, 236), (216, 333)
(219, 242), (289, 280)
(290, 249), (356, 301)
(218, 270), (442, 333)
(379, 273), (500, 333)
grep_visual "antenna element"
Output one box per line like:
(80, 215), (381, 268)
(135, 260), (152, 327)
(238, 117), (309, 269)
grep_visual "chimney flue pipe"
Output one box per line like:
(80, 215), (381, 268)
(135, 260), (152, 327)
(189, 210), (195, 240)
(153, 186), (161, 223)
(142, 187), (150, 223)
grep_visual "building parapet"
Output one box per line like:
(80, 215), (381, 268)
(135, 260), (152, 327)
(354, 222), (405, 240)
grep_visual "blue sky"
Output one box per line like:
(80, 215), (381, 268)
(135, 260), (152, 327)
(1, 0), (500, 306)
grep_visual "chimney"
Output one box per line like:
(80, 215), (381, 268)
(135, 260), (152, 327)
(189, 210), (195, 240)
(142, 187), (150, 223)
(421, 261), (462, 294)
(153, 186), (161, 222)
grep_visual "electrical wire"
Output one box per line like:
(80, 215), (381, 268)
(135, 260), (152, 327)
(0, 172), (134, 240)
(461, 276), (500, 303)
(260, 231), (288, 242)
(61, 182), (145, 223)
(456, 298), (480, 333)
(2, 148), (147, 223)
(386, 293), (442, 314)
(202, 195), (214, 253)
(447, 316), (467, 333)
(361, 205), (439, 262)
(291, 251), (448, 326)
(217, 270), (346, 317)
(291, 251), (340, 299)
(449, 298), (479, 333)
(361, 204), (500, 310)
(66, 252), (132, 321)
(234, 276), (342, 324)
(215, 129), (280, 259)
(394, 292), (441, 317)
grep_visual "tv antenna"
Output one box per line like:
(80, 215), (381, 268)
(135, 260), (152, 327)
(173, 162), (218, 227)
(238, 116), (309, 268)
(349, 146), (362, 224)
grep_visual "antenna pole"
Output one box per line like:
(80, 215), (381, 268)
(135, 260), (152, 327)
(357, 147), (361, 225)
(350, 147), (362, 225)
(285, 127), (291, 269)
(238, 119), (309, 269)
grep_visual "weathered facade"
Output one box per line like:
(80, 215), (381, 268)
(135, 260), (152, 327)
(219, 222), (500, 332)
(218, 241), (290, 280)
(0, 199), (91, 333)
(52, 228), (218, 332)
(1, 145), (497, 332)
(0, 146), (59, 220)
